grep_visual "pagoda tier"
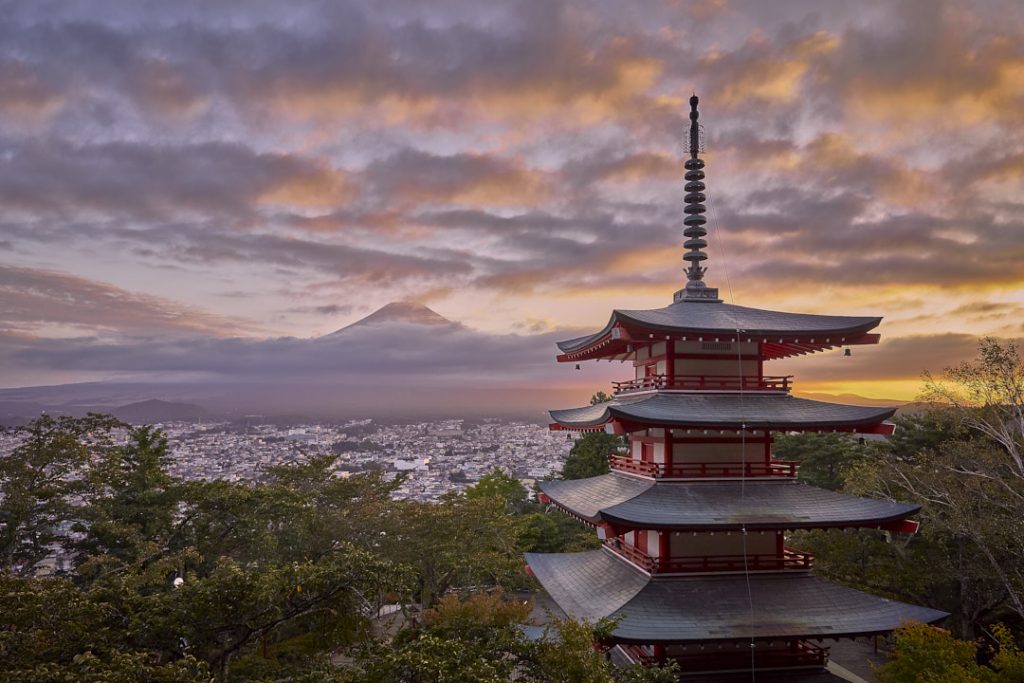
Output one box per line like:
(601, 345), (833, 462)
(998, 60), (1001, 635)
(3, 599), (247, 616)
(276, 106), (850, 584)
(549, 393), (896, 434)
(526, 549), (947, 644)
(537, 474), (919, 532)
(557, 301), (881, 362)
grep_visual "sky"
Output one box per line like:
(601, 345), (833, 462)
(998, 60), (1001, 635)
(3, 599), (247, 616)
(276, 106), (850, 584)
(1, 0), (1023, 403)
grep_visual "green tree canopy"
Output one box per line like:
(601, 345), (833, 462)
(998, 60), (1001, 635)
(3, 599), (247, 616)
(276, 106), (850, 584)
(464, 468), (528, 513)
(560, 433), (622, 480)
(877, 621), (1024, 682)
(772, 431), (871, 491)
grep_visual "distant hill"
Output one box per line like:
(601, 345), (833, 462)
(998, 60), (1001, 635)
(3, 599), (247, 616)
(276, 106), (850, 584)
(0, 400), (50, 427)
(0, 397), (211, 426)
(326, 301), (457, 335)
(794, 392), (906, 408)
(110, 399), (209, 424)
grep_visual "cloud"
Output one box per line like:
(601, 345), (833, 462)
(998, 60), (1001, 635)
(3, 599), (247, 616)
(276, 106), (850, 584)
(813, 1), (1024, 128)
(312, 304), (354, 316)
(2, 0), (1024, 398)
(0, 140), (352, 219)
(779, 333), (1000, 385)
(363, 149), (550, 208)
(0, 265), (255, 337)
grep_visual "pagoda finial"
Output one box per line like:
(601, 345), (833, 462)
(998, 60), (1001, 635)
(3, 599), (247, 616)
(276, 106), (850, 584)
(674, 94), (720, 303)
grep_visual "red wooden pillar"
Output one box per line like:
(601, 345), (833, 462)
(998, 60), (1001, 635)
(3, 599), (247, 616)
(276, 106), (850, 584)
(652, 643), (666, 663)
(757, 341), (763, 383)
(665, 345), (675, 388)
(658, 531), (670, 573)
(664, 429), (674, 475)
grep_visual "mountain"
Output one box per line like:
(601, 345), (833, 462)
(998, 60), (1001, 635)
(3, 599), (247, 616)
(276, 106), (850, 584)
(111, 399), (209, 424)
(0, 300), (606, 419)
(794, 392), (906, 408)
(327, 301), (457, 335)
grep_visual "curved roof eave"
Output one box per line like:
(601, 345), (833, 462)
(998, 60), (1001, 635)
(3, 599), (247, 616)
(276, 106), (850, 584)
(549, 393), (896, 431)
(538, 475), (920, 530)
(525, 550), (949, 644)
(556, 302), (882, 354)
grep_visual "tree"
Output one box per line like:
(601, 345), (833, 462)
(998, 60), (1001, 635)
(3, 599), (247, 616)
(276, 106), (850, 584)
(0, 414), (123, 576)
(350, 592), (679, 683)
(876, 621), (1024, 682)
(465, 469), (528, 513)
(590, 392), (613, 406)
(560, 433), (622, 480)
(852, 339), (1024, 624)
(376, 495), (525, 608)
(772, 432), (871, 491)
(0, 573), (211, 682)
(75, 426), (182, 571)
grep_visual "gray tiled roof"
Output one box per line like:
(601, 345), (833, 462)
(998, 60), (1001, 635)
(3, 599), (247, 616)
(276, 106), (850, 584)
(550, 393), (895, 430)
(557, 301), (881, 353)
(525, 550), (948, 643)
(539, 474), (919, 529)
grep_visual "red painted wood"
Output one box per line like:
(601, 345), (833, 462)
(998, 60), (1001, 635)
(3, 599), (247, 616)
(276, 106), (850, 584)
(609, 455), (798, 479)
(604, 540), (814, 573)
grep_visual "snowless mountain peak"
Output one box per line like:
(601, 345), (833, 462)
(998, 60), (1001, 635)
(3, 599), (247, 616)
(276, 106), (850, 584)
(327, 302), (456, 335)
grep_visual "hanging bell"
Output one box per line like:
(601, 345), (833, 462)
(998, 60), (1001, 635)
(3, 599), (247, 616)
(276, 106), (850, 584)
(844, 348), (852, 357)
(575, 364), (581, 370)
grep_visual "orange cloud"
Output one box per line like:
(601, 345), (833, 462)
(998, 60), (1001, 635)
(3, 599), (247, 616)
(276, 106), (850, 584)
(0, 61), (63, 121)
(705, 31), (838, 107)
(258, 164), (353, 209)
(130, 60), (209, 120)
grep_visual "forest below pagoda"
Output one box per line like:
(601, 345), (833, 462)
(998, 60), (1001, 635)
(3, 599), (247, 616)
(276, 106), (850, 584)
(2, 340), (1024, 682)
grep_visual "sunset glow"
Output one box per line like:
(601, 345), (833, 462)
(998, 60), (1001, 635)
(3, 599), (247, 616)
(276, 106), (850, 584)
(2, 0), (1023, 406)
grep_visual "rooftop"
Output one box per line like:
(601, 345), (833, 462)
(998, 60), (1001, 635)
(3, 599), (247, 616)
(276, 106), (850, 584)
(538, 473), (920, 530)
(556, 300), (882, 362)
(525, 549), (948, 644)
(549, 392), (896, 433)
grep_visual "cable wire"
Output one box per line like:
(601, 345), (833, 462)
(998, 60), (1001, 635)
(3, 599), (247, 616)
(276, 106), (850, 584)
(704, 179), (757, 682)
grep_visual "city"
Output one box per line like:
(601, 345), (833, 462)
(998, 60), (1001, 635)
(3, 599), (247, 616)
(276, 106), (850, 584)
(0, 418), (572, 503)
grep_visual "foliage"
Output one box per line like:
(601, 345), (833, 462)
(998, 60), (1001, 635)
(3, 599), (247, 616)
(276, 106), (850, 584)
(876, 621), (1024, 682)
(75, 425), (182, 573)
(351, 592), (678, 683)
(0, 413), (124, 575)
(517, 509), (600, 554)
(376, 494), (525, 608)
(915, 338), (1024, 621)
(464, 468), (528, 513)
(560, 433), (622, 480)
(833, 340), (1024, 632)
(0, 573), (212, 682)
(590, 391), (613, 405)
(773, 431), (872, 491)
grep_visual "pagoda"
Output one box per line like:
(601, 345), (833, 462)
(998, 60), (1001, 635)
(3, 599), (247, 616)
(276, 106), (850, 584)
(525, 95), (947, 677)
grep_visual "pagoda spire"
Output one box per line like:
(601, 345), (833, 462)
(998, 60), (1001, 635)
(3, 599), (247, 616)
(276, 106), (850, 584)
(674, 94), (720, 303)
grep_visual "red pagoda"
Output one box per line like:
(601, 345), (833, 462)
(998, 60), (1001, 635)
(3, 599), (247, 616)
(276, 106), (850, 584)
(526, 95), (947, 678)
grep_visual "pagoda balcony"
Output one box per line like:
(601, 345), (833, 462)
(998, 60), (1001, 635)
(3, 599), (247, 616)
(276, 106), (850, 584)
(609, 455), (799, 479)
(605, 541), (814, 574)
(612, 374), (792, 395)
(621, 639), (828, 670)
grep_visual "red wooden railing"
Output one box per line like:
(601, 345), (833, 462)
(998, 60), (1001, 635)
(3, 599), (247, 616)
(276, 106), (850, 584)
(605, 541), (814, 574)
(608, 539), (656, 571)
(612, 374), (792, 395)
(609, 455), (798, 479)
(622, 640), (827, 669)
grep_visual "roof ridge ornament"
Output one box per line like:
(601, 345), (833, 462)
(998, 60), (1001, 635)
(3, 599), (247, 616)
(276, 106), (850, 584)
(674, 93), (721, 304)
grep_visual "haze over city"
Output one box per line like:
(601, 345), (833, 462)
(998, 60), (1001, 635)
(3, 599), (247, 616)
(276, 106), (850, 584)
(2, 0), (1024, 414)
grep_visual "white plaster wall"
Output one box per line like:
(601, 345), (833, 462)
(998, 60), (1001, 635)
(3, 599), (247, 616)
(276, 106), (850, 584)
(668, 532), (776, 556)
(672, 441), (763, 464)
